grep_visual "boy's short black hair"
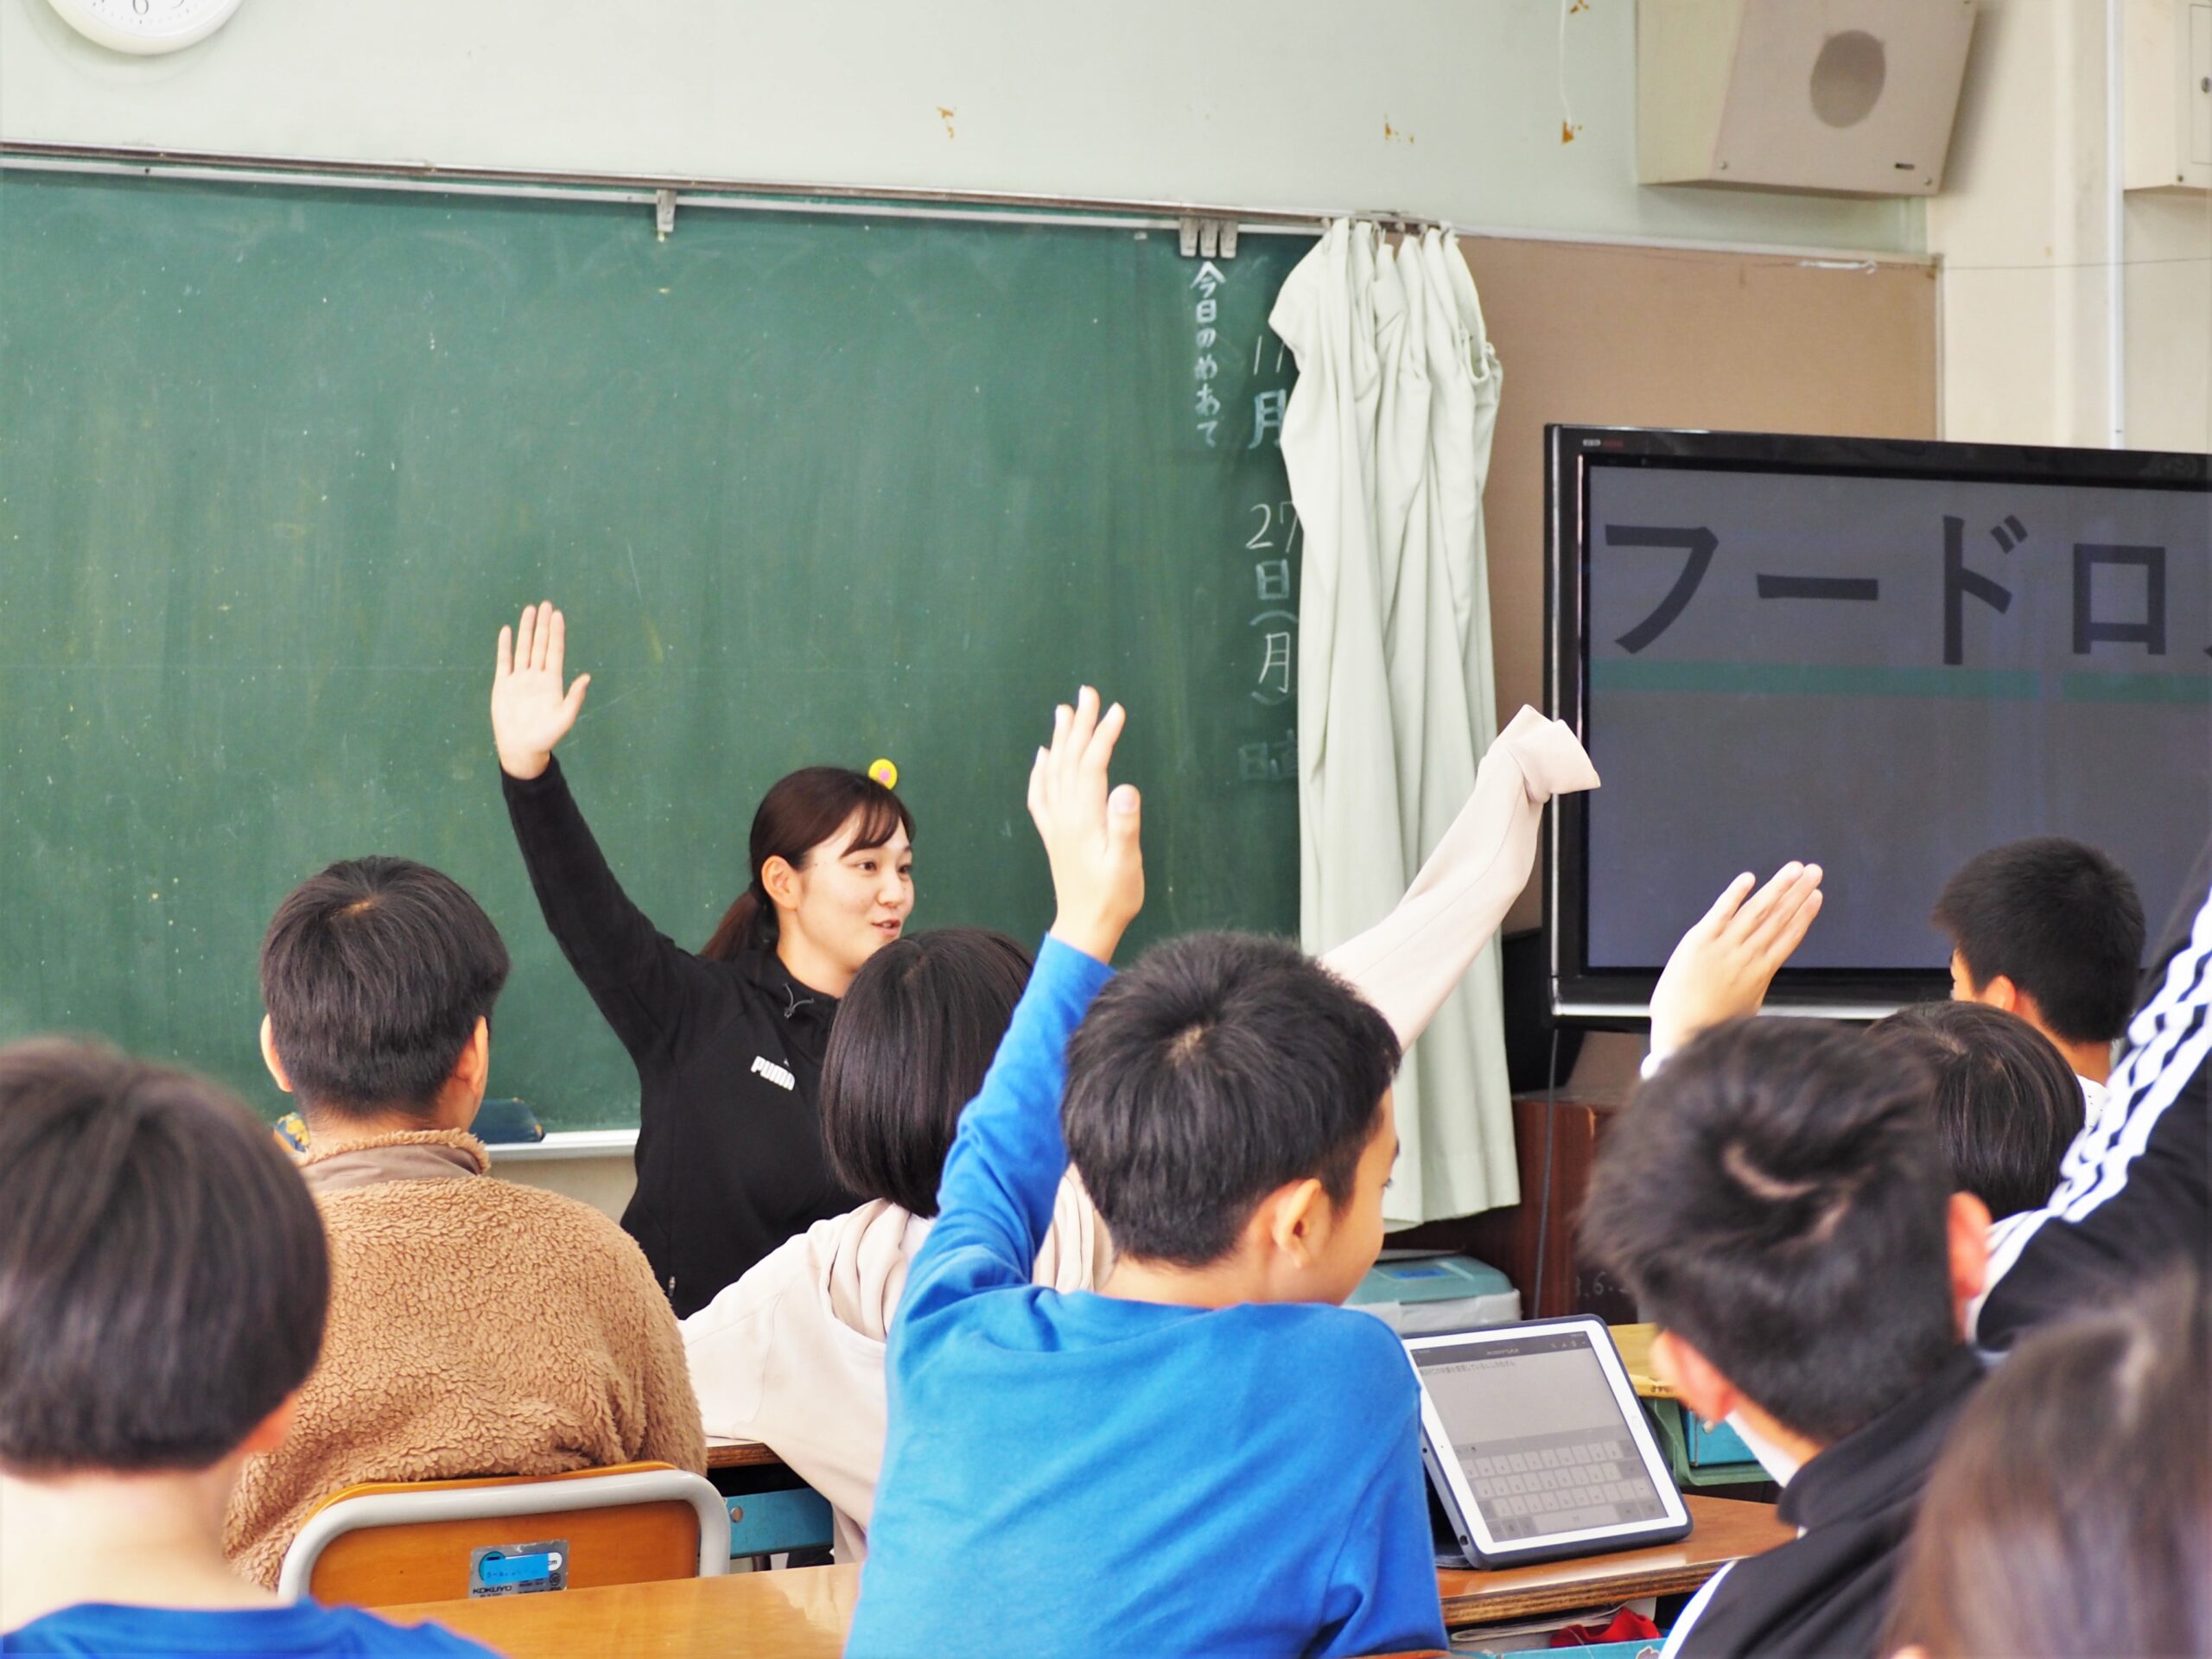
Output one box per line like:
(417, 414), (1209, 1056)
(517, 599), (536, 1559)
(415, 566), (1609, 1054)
(1870, 1001), (2085, 1221)
(821, 927), (1033, 1217)
(260, 856), (510, 1118)
(1933, 836), (2145, 1045)
(0, 1039), (329, 1474)
(1061, 932), (1399, 1268)
(1579, 1019), (1959, 1445)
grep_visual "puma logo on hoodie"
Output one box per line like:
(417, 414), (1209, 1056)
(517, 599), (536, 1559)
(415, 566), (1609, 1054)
(750, 1054), (797, 1091)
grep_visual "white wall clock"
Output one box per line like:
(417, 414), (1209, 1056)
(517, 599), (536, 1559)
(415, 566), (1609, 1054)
(45, 0), (245, 55)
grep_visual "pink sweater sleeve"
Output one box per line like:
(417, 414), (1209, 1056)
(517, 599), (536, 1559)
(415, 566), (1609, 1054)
(1321, 706), (1599, 1045)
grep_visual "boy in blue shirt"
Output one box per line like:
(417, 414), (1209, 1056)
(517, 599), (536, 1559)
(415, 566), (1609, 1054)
(0, 1040), (492, 1658)
(849, 689), (1448, 1659)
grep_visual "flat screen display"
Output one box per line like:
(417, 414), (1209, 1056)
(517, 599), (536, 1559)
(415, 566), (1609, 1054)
(1414, 1330), (1670, 1542)
(1548, 427), (2211, 1018)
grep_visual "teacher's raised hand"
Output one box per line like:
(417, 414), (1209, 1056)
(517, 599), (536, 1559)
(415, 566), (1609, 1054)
(492, 601), (592, 781)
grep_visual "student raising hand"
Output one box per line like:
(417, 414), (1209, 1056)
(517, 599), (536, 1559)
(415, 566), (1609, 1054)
(491, 601), (591, 781)
(1648, 861), (1824, 1060)
(1028, 686), (1143, 965)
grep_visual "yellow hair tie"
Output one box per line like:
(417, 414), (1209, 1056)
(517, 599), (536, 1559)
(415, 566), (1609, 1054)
(868, 758), (899, 789)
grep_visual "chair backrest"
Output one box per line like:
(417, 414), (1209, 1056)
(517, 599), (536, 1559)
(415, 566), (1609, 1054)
(276, 1461), (728, 1608)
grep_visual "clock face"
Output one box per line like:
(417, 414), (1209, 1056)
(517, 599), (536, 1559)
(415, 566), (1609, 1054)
(48, 0), (245, 55)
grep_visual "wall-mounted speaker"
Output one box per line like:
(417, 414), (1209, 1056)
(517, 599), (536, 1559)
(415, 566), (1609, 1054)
(1638, 0), (1978, 196)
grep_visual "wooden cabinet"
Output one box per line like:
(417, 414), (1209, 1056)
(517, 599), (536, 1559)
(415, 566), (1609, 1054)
(1393, 1092), (1637, 1323)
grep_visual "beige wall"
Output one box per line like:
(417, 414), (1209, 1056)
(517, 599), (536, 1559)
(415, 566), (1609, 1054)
(1933, 0), (2212, 451)
(2125, 192), (2212, 452)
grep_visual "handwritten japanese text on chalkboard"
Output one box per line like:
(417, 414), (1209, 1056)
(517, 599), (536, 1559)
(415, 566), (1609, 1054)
(1192, 260), (1226, 446)
(1244, 498), (1300, 709)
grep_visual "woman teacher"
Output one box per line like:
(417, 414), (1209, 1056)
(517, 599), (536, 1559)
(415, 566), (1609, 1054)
(492, 601), (914, 1315)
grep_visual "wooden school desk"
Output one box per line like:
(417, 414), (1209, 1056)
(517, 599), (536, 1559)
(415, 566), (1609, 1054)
(374, 1494), (1789, 1656)
(381, 1563), (860, 1659)
(1438, 1493), (1790, 1625)
(706, 1437), (787, 1471)
(1611, 1323), (1671, 1398)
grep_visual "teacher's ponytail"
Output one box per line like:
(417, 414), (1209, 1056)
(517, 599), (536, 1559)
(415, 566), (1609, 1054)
(701, 766), (914, 963)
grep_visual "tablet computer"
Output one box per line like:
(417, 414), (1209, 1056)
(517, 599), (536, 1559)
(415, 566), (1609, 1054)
(1405, 1315), (1692, 1568)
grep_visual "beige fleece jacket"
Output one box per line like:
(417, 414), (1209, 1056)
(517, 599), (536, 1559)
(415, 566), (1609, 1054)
(682, 707), (1597, 1561)
(225, 1128), (706, 1587)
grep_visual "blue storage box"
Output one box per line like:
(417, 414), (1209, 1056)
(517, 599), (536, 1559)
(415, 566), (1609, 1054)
(1684, 1414), (1754, 1467)
(728, 1486), (834, 1557)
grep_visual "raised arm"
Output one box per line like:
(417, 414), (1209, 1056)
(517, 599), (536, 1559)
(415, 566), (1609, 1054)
(1320, 707), (1598, 1046)
(902, 690), (1143, 1322)
(493, 602), (715, 1063)
(1644, 861), (1824, 1064)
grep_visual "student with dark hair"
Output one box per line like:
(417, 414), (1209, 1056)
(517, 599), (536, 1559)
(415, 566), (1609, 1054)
(1885, 1268), (2210, 1659)
(1869, 1001), (2084, 1220)
(817, 928), (1039, 1217)
(683, 709), (1598, 1562)
(1974, 833), (2212, 1351)
(849, 690), (1455, 1657)
(1580, 1018), (1991, 1659)
(1934, 835), (2146, 1103)
(493, 602), (914, 1314)
(225, 855), (703, 1586)
(0, 1039), (490, 1656)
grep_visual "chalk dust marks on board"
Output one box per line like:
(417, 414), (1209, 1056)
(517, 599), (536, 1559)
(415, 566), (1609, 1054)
(626, 540), (666, 664)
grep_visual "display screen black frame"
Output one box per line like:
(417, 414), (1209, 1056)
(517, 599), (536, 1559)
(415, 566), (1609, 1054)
(1544, 423), (2209, 1024)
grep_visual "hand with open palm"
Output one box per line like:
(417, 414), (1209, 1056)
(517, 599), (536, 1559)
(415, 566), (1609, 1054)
(1029, 685), (1145, 966)
(491, 601), (592, 781)
(1648, 861), (1825, 1059)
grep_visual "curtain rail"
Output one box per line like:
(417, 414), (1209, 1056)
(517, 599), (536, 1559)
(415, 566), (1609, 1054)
(0, 142), (1344, 235)
(0, 143), (1933, 267)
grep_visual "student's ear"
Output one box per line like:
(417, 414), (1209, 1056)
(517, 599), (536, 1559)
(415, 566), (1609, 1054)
(237, 1390), (299, 1458)
(1650, 1329), (1742, 1430)
(1977, 973), (2021, 1015)
(1258, 1176), (1328, 1268)
(259, 1015), (294, 1096)
(444, 1018), (492, 1131)
(760, 854), (802, 913)
(1948, 1190), (1991, 1332)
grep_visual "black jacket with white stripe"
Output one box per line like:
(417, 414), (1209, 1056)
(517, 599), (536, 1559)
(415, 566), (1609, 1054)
(1664, 1350), (1984, 1659)
(1974, 834), (2212, 1351)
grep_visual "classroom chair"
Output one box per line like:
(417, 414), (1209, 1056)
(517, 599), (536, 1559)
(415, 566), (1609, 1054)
(276, 1461), (728, 1608)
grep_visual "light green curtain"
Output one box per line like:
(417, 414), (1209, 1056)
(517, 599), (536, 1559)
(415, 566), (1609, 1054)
(1270, 220), (1513, 1224)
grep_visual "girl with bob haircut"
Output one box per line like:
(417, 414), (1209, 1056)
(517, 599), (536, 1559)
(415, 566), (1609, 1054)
(683, 708), (1600, 1560)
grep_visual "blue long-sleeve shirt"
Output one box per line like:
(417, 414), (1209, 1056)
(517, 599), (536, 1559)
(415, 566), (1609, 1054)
(848, 937), (1448, 1659)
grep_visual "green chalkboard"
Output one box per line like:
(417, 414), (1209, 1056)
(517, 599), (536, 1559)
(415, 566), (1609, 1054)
(0, 169), (1312, 1130)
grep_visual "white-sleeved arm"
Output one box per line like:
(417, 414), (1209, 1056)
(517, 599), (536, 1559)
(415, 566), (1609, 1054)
(1322, 706), (1599, 1045)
